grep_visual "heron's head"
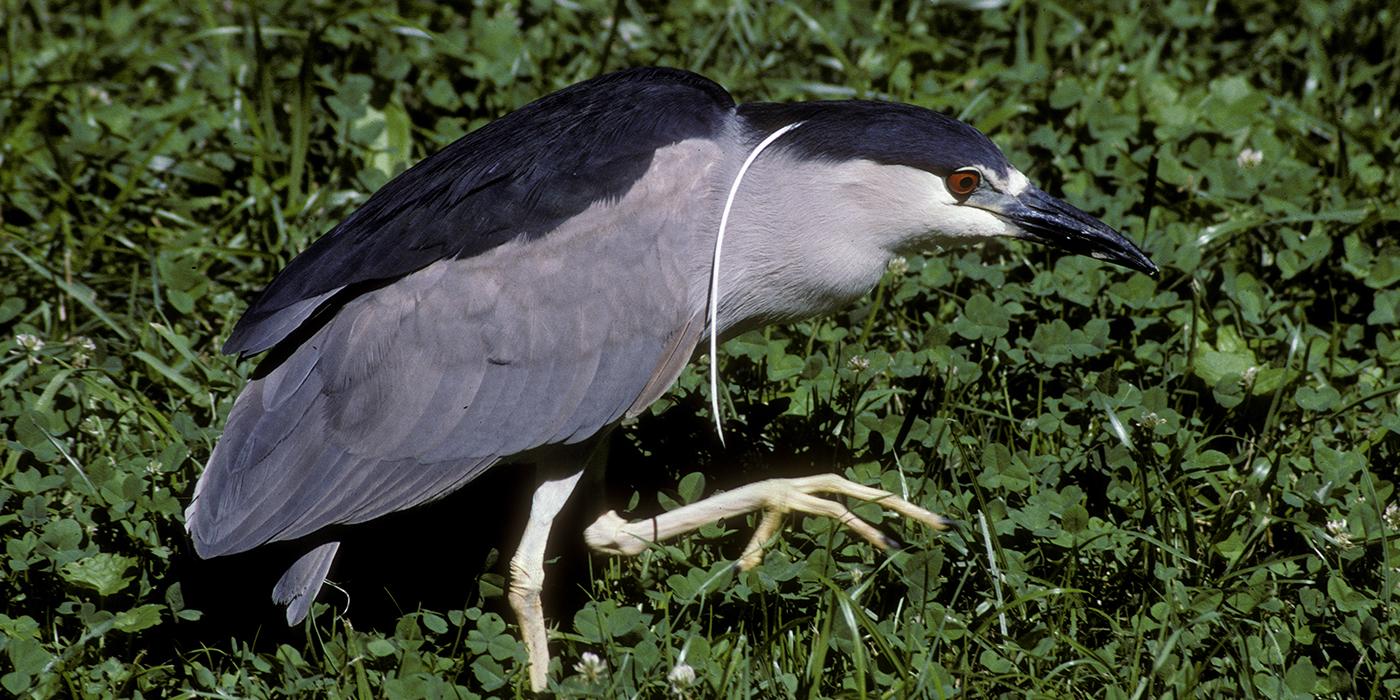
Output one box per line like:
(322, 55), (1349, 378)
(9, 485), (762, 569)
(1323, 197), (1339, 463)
(738, 100), (1158, 276)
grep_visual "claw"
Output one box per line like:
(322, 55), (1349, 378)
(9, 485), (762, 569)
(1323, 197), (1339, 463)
(585, 473), (946, 571)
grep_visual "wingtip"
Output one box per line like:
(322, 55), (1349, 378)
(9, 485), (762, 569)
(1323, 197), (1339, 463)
(185, 522), (232, 560)
(219, 335), (244, 358)
(183, 501), (217, 558)
(220, 318), (263, 358)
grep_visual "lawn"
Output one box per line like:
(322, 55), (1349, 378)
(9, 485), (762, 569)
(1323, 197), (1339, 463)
(2, 0), (1397, 697)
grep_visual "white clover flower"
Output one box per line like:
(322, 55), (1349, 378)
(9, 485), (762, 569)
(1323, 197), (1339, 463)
(1326, 519), (1353, 548)
(1240, 366), (1259, 392)
(1136, 411), (1166, 430)
(14, 333), (44, 365)
(68, 335), (96, 368)
(573, 651), (607, 682)
(1384, 503), (1400, 529)
(1236, 147), (1263, 169)
(668, 662), (697, 695)
(886, 255), (908, 276)
(15, 333), (43, 352)
(848, 355), (870, 372)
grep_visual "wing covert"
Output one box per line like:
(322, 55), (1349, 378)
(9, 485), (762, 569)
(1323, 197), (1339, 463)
(187, 139), (726, 557)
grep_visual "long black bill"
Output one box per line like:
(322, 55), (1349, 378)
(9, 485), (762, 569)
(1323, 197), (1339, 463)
(1000, 186), (1158, 276)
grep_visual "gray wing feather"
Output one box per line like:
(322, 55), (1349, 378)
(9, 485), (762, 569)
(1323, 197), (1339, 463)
(273, 540), (340, 624)
(186, 140), (722, 558)
(627, 309), (706, 417)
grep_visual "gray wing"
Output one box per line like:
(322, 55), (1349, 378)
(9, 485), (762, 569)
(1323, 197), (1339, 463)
(187, 140), (722, 558)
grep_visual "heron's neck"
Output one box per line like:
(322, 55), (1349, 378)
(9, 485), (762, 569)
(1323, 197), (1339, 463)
(707, 157), (938, 334)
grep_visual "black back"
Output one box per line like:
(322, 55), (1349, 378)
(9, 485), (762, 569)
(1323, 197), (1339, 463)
(224, 67), (736, 356)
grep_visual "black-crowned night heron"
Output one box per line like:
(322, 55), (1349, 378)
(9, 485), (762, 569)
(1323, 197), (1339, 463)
(186, 67), (1156, 691)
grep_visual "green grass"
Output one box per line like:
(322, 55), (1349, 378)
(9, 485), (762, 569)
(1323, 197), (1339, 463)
(3, 0), (1398, 697)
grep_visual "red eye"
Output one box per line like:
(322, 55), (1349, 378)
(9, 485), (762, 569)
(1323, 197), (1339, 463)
(947, 169), (980, 198)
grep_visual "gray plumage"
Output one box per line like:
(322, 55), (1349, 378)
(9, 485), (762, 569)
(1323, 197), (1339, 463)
(188, 139), (725, 558)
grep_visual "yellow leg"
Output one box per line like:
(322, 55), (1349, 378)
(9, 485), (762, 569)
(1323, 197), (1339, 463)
(508, 469), (583, 693)
(584, 473), (945, 567)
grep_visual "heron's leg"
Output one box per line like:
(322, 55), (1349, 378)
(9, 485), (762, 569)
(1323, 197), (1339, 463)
(509, 468), (584, 693)
(584, 473), (945, 569)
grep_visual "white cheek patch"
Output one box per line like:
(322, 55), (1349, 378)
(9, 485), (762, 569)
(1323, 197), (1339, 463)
(835, 162), (1018, 246)
(925, 170), (958, 204)
(1004, 169), (1030, 195)
(932, 203), (1018, 240)
(981, 167), (1030, 196)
